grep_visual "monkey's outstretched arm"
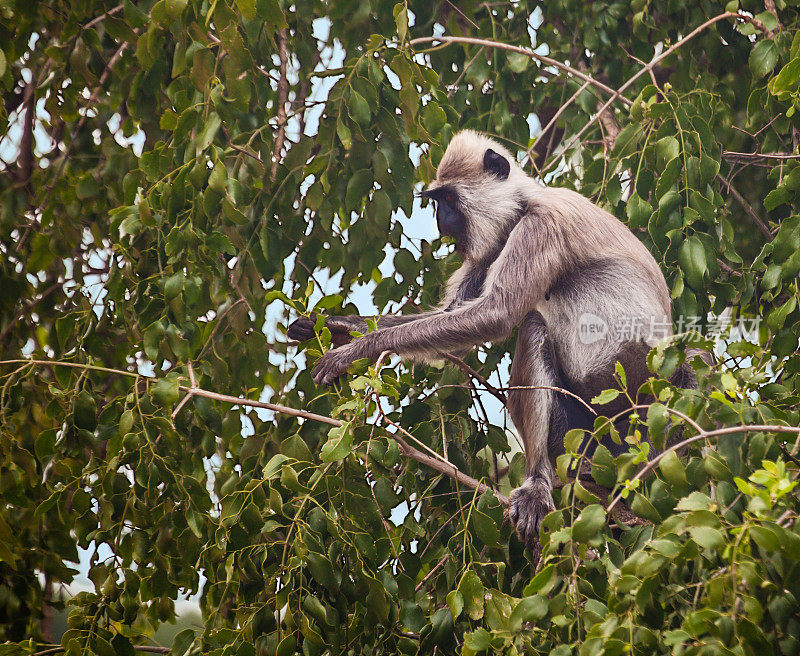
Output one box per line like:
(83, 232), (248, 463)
(312, 218), (569, 383)
(287, 264), (476, 344)
(287, 310), (448, 346)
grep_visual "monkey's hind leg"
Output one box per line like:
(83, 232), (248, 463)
(507, 311), (591, 550)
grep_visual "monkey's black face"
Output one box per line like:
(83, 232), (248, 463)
(421, 187), (466, 246)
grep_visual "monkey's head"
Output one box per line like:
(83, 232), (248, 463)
(420, 130), (527, 262)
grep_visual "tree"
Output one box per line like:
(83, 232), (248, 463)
(2, 0), (800, 654)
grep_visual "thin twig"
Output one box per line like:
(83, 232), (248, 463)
(607, 423), (800, 513)
(443, 353), (506, 403)
(0, 281), (62, 344)
(30, 646), (169, 656)
(408, 35), (631, 107)
(716, 173), (773, 240)
(447, 46), (485, 98)
(723, 150), (800, 161)
(34, 41), (130, 221)
(180, 384), (342, 426)
(541, 12), (764, 174)
(526, 80), (591, 168)
(415, 553), (449, 591)
(83, 3), (124, 30)
(717, 259), (742, 277)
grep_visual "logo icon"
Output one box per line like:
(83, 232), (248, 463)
(578, 313), (608, 345)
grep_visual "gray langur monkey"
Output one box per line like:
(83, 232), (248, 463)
(288, 129), (694, 548)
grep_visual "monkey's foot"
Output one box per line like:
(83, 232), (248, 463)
(508, 478), (555, 549)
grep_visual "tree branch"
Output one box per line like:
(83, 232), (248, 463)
(443, 353), (506, 404)
(33, 41), (130, 224)
(16, 76), (36, 191)
(408, 35), (631, 107)
(716, 173), (773, 240)
(542, 12), (766, 174)
(270, 28), (289, 182)
(607, 423), (800, 514)
(722, 150), (800, 162)
(83, 3), (124, 30)
(30, 646), (169, 656)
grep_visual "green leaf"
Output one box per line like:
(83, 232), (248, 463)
(626, 193), (652, 229)
(164, 0), (187, 21)
(688, 525), (725, 551)
(750, 39), (779, 78)
(631, 493), (661, 522)
(471, 507), (501, 547)
(222, 198), (249, 225)
(348, 90), (371, 126)
(679, 236), (707, 289)
(571, 504), (606, 542)
(659, 450), (688, 487)
(591, 445), (616, 488)
(591, 389), (619, 405)
(234, 0), (256, 20)
(195, 113), (221, 151)
(35, 429), (57, 460)
(655, 136), (680, 168)
(509, 595), (548, 630)
(320, 422), (353, 462)
(257, 0), (288, 27)
(446, 590), (463, 620)
(769, 57), (800, 98)
(393, 2), (409, 42)
(463, 628), (491, 652)
(208, 160), (227, 192)
(458, 570), (485, 620)
(507, 52), (529, 73)
(749, 525), (781, 552)
(151, 377), (180, 406)
(345, 169), (372, 210)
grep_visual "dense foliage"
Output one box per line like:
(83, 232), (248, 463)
(2, 0), (800, 654)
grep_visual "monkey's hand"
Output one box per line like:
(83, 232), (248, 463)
(508, 478), (555, 550)
(311, 343), (362, 385)
(287, 314), (357, 347)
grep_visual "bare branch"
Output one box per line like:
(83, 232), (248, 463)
(83, 3), (124, 30)
(408, 35), (631, 107)
(16, 77), (36, 190)
(542, 12), (766, 174)
(443, 353), (506, 404)
(764, 0), (781, 38)
(716, 173), (773, 241)
(607, 423), (800, 514)
(35, 41), (130, 217)
(723, 150), (800, 162)
(271, 28), (289, 182)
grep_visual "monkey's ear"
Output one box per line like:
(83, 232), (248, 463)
(483, 148), (510, 180)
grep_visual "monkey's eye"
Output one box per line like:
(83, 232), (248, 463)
(443, 191), (457, 206)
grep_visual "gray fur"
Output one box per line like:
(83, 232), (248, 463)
(292, 130), (683, 549)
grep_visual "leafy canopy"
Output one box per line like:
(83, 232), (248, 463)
(2, 1), (800, 655)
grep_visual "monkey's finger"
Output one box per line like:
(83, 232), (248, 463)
(311, 361), (336, 385)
